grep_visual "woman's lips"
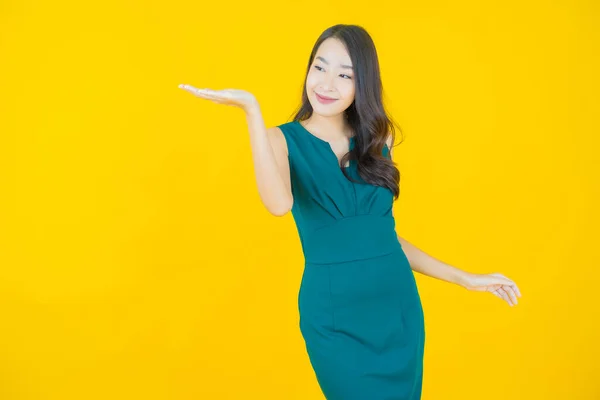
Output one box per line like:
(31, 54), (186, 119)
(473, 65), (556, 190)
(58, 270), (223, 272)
(315, 93), (338, 104)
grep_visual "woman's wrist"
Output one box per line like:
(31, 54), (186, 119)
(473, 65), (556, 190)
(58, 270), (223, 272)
(456, 270), (474, 289)
(243, 98), (261, 116)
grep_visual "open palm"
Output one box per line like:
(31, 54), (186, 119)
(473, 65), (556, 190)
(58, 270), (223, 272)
(178, 84), (257, 111)
(464, 272), (522, 307)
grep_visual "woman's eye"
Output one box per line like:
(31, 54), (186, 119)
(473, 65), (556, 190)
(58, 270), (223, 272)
(314, 66), (352, 80)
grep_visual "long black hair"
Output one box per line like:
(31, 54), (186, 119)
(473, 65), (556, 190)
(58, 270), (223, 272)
(289, 24), (403, 200)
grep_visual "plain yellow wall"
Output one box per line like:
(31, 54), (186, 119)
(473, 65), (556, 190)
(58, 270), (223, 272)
(1, 1), (598, 399)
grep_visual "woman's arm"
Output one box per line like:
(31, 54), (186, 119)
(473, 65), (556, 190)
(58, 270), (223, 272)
(384, 135), (521, 304)
(397, 236), (471, 288)
(245, 104), (293, 217)
(385, 135), (469, 288)
(177, 85), (292, 217)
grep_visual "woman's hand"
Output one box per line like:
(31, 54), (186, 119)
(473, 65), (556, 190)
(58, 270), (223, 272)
(462, 272), (522, 307)
(178, 84), (258, 112)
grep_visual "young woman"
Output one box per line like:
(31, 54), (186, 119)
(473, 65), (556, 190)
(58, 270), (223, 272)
(179, 24), (521, 400)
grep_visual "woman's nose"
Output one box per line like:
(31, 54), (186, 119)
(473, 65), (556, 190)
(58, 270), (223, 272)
(320, 75), (335, 90)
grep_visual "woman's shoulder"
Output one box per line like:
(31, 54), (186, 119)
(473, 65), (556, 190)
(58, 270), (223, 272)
(266, 123), (293, 157)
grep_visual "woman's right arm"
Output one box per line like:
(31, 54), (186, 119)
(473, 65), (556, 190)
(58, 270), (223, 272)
(244, 104), (293, 216)
(177, 85), (292, 216)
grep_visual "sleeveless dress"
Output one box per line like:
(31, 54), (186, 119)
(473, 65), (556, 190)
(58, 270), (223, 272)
(278, 120), (426, 400)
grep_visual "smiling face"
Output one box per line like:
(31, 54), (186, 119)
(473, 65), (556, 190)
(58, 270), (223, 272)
(305, 38), (356, 118)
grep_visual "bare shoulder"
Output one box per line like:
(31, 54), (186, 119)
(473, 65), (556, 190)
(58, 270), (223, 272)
(266, 126), (289, 157)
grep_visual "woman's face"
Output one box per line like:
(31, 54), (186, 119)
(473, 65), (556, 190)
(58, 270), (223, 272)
(305, 38), (355, 118)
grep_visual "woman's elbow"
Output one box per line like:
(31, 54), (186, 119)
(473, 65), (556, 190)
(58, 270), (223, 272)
(269, 196), (293, 217)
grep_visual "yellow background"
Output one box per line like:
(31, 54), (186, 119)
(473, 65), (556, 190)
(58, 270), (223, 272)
(1, 0), (598, 399)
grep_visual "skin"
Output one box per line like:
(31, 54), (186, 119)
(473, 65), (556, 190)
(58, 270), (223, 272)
(178, 39), (522, 307)
(299, 38), (357, 167)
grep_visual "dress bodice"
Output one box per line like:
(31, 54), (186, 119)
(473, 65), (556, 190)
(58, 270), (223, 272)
(278, 120), (399, 264)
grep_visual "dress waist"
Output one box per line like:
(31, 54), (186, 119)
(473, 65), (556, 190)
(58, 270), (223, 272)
(302, 215), (402, 264)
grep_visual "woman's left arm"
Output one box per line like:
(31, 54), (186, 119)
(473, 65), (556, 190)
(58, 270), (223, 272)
(385, 138), (470, 287)
(397, 235), (522, 306)
(385, 135), (521, 306)
(397, 236), (469, 288)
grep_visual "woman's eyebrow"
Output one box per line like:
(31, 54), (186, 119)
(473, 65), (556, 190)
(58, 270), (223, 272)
(316, 56), (353, 70)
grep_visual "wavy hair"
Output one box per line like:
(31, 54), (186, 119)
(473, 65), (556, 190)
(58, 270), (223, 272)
(288, 24), (403, 200)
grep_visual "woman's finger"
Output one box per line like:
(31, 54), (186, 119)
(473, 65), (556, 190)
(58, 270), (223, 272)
(179, 84), (214, 95)
(194, 89), (228, 100)
(496, 287), (512, 306)
(494, 287), (507, 305)
(513, 284), (522, 298)
(195, 91), (220, 100)
(180, 86), (224, 102)
(498, 274), (521, 297)
(191, 87), (213, 96)
(179, 84), (198, 91)
(502, 287), (515, 306)
(492, 290), (508, 306)
(503, 285), (518, 306)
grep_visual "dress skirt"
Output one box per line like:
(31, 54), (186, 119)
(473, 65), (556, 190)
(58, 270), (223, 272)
(298, 246), (425, 400)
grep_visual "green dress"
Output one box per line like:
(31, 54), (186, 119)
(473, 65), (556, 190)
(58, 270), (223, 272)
(278, 120), (425, 400)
